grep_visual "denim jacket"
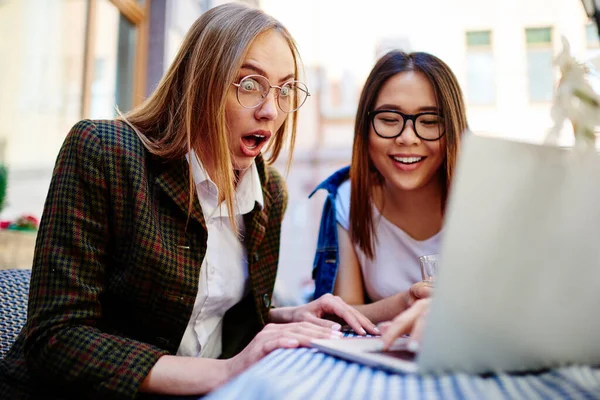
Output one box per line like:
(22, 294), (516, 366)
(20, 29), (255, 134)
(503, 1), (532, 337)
(309, 166), (350, 299)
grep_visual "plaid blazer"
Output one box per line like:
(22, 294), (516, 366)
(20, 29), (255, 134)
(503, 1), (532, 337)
(0, 120), (288, 399)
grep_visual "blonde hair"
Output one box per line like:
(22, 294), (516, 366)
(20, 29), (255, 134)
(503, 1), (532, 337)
(119, 3), (301, 230)
(350, 51), (468, 259)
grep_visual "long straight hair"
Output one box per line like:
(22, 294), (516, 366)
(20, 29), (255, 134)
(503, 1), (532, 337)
(350, 51), (468, 259)
(119, 3), (301, 230)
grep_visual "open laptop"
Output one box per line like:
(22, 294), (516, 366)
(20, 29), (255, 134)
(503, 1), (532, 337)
(311, 336), (419, 373)
(312, 134), (600, 375)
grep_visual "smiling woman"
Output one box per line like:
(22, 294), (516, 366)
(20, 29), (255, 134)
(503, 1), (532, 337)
(311, 50), (469, 325)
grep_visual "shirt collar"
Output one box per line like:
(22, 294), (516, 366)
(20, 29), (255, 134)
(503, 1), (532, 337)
(186, 150), (264, 218)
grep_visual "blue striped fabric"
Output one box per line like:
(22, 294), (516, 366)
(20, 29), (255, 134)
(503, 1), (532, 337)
(206, 347), (600, 399)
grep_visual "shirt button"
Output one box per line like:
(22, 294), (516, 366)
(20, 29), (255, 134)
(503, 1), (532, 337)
(210, 265), (215, 274)
(262, 293), (271, 308)
(253, 253), (259, 263)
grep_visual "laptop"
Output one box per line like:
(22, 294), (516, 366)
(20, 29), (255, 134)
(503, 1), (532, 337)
(312, 134), (600, 375)
(311, 336), (419, 373)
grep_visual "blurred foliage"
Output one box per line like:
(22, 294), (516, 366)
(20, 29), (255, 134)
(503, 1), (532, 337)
(0, 164), (6, 212)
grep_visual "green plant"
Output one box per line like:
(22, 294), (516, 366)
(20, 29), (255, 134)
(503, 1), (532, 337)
(0, 164), (7, 213)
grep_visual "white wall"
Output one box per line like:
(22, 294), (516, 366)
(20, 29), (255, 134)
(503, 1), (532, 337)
(263, 0), (594, 154)
(262, 0), (599, 302)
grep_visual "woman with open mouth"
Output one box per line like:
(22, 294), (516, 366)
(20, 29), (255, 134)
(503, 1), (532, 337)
(311, 50), (468, 327)
(0, 4), (378, 399)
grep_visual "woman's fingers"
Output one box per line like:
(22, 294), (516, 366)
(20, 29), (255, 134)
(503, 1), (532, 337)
(381, 315), (414, 350)
(304, 314), (342, 330)
(407, 309), (428, 352)
(317, 295), (378, 336)
(264, 322), (342, 346)
(262, 336), (300, 355)
(377, 321), (392, 334)
(346, 304), (380, 335)
(412, 282), (434, 299)
(235, 321), (340, 376)
(286, 321), (344, 344)
(381, 299), (431, 350)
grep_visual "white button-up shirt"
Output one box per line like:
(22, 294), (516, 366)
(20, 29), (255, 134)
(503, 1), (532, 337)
(176, 151), (264, 358)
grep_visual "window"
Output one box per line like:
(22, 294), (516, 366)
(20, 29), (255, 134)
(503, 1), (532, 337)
(90, 0), (139, 118)
(465, 30), (495, 106)
(586, 23), (599, 48)
(86, 0), (149, 118)
(525, 27), (554, 102)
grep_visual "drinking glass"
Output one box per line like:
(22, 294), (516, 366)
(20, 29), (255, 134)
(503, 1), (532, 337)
(418, 254), (439, 286)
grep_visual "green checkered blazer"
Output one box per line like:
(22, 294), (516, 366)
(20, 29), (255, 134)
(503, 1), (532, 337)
(0, 120), (288, 399)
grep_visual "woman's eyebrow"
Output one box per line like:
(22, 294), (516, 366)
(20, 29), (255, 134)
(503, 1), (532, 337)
(417, 106), (440, 113)
(374, 104), (440, 113)
(240, 63), (295, 83)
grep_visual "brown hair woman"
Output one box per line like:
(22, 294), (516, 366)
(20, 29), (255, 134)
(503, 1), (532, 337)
(312, 50), (468, 325)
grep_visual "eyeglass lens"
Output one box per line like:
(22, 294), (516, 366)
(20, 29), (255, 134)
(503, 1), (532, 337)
(372, 111), (444, 140)
(237, 75), (309, 113)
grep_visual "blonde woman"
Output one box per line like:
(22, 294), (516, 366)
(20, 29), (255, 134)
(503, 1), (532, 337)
(0, 4), (376, 399)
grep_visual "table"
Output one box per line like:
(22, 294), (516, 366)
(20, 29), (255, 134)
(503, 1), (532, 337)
(205, 347), (600, 399)
(0, 230), (36, 270)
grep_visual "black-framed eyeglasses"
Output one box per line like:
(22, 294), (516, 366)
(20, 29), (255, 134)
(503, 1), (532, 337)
(368, 109), (445, 141)
(232, 74), (310, 113)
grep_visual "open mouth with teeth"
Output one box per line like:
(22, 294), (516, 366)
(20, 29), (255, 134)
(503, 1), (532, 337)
(391, 156), (425, 164)
(241, 134), (268, 149)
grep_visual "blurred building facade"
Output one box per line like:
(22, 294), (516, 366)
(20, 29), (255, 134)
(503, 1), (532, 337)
(1, 0), (598, 300)
(0, 0), (255, 222)
(263, 0), (600, 303)
(264, 0), (599, 164)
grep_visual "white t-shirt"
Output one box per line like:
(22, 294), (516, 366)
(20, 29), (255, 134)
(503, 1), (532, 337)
(335, 180), (442, 302)
(176, 151), (264, 358)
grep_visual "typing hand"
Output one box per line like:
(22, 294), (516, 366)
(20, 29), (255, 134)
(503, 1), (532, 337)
(269, 293), (379, 336)
(405, 282), (434, 308)
(227, 321), (343, 377)
(380, 298), (431, 352)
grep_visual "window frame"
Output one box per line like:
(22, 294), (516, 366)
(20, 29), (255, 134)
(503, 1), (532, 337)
(524, 26), (555, 104)
(465, 30), (496, 106)
(81, 0), (150, 117)
(586, 22), (600, 48)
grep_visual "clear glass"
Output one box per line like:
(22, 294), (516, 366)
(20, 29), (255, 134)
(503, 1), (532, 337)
(234, 75), (310, 113)
(419, 254), (439, 286)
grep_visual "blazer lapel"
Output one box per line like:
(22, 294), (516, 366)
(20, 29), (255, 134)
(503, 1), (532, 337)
(244, 157), (274, 323)
(155, 158), (206, 230)
(244, 203), (268, 263)
(244, 155), (270, 264)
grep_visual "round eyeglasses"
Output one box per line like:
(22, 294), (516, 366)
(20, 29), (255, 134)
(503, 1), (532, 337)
(232, 75), (310, 113)
(368, 110), (446, 141)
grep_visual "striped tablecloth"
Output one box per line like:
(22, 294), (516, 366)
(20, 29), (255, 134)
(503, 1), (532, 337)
(205, 347), (600, 399)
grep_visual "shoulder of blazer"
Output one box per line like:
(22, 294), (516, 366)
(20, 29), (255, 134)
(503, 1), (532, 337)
(69, 119), (177, 178)
(65, 119), (148, 161)
(263, 164), (288, 216)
